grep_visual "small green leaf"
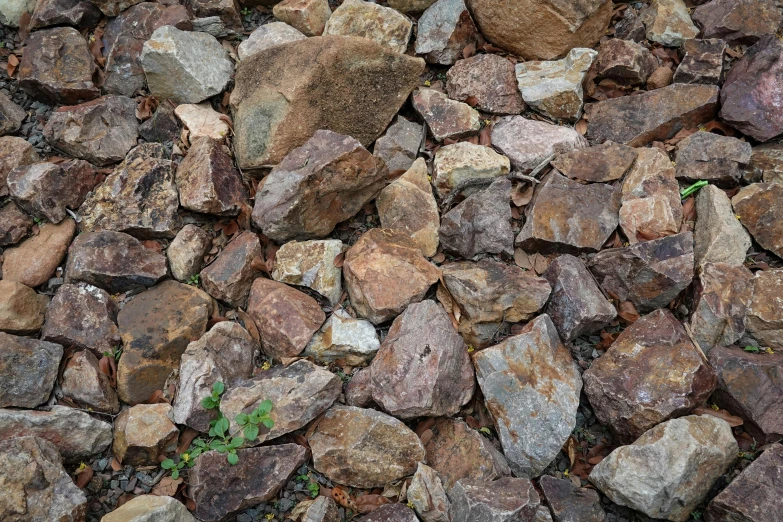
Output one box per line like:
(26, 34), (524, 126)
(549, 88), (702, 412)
(249, 413), (261, 424)
(256, 399), (273, 414)
(201, 396), (216, 409)
(244, 424), (259, 441)
(227, 452), (239, 465)
(235, 413), (249, 426)
(230, 437), (245, 448)
(744, 345), (760, 353)
(262, 418), (275, 429)
(161, 459), (175, 469)
(213, 381), (225, 395)
(171, 469), (180, 479)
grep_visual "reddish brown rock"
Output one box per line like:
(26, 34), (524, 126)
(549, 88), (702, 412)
(0, 136), (40, 196)
(28, 0), (101, 30)
(186, 0), (243, 33)
(446, 54), (525, 114)
(746, 270), (783, 350)
(550, 142), (637, 183)
(246, 278), (325, 359)
(673, 38), (726, 85)
(539, 475), (606, 522)
(345, 367), (373, 407)
(273, 0), (332, 36)
(750, 143), (783, 184)
(645, 65), (674, 90)
(449, 477), (541, 522)
(0, 332), (62, 408)
(113, 403), (178, 466)
(200, 230), (263, 307)
(1, 219), (75, 288)
(692, 0), (781, 45)
(694, 185), (751, 268)
(415, 0), (477, 65)
(61, 350), (120, 413)
(732, 183), (783, 258)
(594, 38), (658, 86)
(412, 88), (480, 141)
(0, 201), (33, 246)
(675, 131), (751, 186)
(0, 280), (48, 334)
(359, 504), (419, 522)
(0, 92), (25, 136)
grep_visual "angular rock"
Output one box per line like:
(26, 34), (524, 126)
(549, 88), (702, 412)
(615, 6), (647, 41)
(446, 53), (526, 114)
(473, 314), (582, 477)
(388, 0), (436, 13)
(539, 475), (606, 522)
(585, 84), (719, 146)
(308, 405), (426, 488)
(344, 228), (440, 324)
(675, 132), (751, 187)
(551, 142), (637, 183)
(200, 230), (262, 307)
(492, 116), (587, 171)
(694, 185), (751, 268)
(693, 0), (781, 46)
(344, 367), (373, 407)
(449, 477), (540, 522)
(43, 283), (120, 355)
(0, 0), (35, 26)
(589, 415), (738, 522)
(751, 143), (783, 184)
(594, 38), (658, 86)
(246, 278), (325, 358)
(91, 0), (143, 16)
(140, 100), (181, 143)
(174, 103), (230, 142)
(0, 201), (33, 246)
(372, 116), (424, 173)
(324, 0), (412, 54)
(640, 0), (699, 46)
(359, 504), (419, 522)
(415, 0), (477, 65)
(407, 463), (450, 522)
(114, 403), (179, 465)
(589, 232), (694, 313)
(0, 333), (61, 408)
(304, 309), (380, 366)
(732, 183), (783, 258)
(60, 349), (120, 413)
(432, 142), (509, 198)
(299, 497), (341, 522)
(1, 219), (75, 288)
(0, 280), (48, 334)
(0, 136), (39, 196)
(102, 495), (197, 522)
(28, 0), (101, 31)
(673, 38), (726, 85)
(273, 0), (331, 36)
(271, 239), (345, 305)
(746, 269), (783, 350)
(516, 47), (597, 122)
(236, 21), (307, 60)
(412, 88), (480, 141)
(44, 95), (139, 166)
(18, 27), (98, 105)
(117, 280), (213, 404)
(252, 130), (388, 242)
(168, 224), (212, 282)
(186, 0), (243, 34)
(0, 92), (25, 136)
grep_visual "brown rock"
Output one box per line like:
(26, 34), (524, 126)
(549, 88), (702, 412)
(0, 201), (33, 246)
(372, 115), (425, 173)
(0, 92), (25, 136)
(594, 38), (658, 86)
(675, 131), (751, 187)
(491, 116), (587, 172)
(639, 0), (699, 47)
(0, 332), (62, 408)
(694, 184), (751, 268)
(92, 0), (144, 16)
(732, 183), (783, 258)
(673, 38), (726, 85)
(539, 475), (606, 522)
(167, 224), (212, 283)
(550, 142), (637, 183)
(0, 280), (48, 334)
(1, 219), (74, 288)
(61, 350), (120, 413)
(271, 239), (345, 306)
(751, 143), (783, 184)
(692, 0), (781, 45)
(359, 504), (419, 522)
(200, 230), (262, 307)
(113, 403), (178, 466)
(746, 269), (783, 350)
(273, 0), (331, 36)
(646, 65), (674, 90)
(614, 6), (647, 41)
(28, 0), (101, 31)
(412, 88), (480, 141)
(139, 99), (181, 144)
(344, 367), (374, 407)
(449, 477), (541, 522)
(324, 0), (412, 54)
(446, 54), (525, 114)
(388, 0), (436, 13)
(415, 0), (477, 65)
(0, 135), (40, 196)
(186, 0), (243, 33)
(407, 463), (450, 522)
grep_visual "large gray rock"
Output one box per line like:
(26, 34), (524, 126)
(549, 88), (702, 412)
(449, 477), (541, 522)
(0, 333), (62, 408)
(415, 0), (477, 65)
(694, 185), (751, 268)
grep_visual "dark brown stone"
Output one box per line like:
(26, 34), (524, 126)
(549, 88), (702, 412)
(673, 38), (726, 85)
(449, 477), (540, 522)
(200, 230), (262, 307)
(91, 0), (143, 16)
(60, 349), (120, 413)
(539, 475), (606, 522)
(675, 131), (751, 186)
(29, 0), (101, 30)
(176, 137), (247, 216)
(446, 54), (526, 114)
(551, 141), (637, 183)
(692, 0), (781, 46)
(139, 99), (181, 143)
(412, 87), (480, 141)
(594, 38), (658, 86)
(732, 183), (783, 259)
(0, 332), (62, 408)
(0, 136), (39, 196)
(186, 0), (243, 33)
(0, 201), (33, 246)
(0, 92), (25, 136)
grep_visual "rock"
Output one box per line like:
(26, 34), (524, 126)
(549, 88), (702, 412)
(1, 219), (75, 287)
(675, 132), (751, 187)
(18, 27), (99, 105)
(423, 417), (511, 489)
(694, 185), (751, 268)
(358, 505), (419, 522)
(517, 171), (621, 254)
(550, 142), (637, 183)
(168, 225), (211, 282)
(719, 36), (783, 142)
(372, 116), (424, 173)
(432, 142), (509, 198)
(140, 100), (181, 143)
(388, 0), (435, 13)
(593, 38), (658, 86)
(407, 463), (450, 522)
(467, 0), (612, 60)
(42, 284), (120, 356)
(304, 309), (380, 366)
(174, 103), (230, 142)
(344, 367), (373, 407)
(640, 0), (699, 46)
(236, 21), (307, 60)
(439, 177), (514, 259)
(60, 349), (120, 413)
(221, 360), (341, 443)
(746, 269), (783, 350)
(585, 84), (719, 146)
(299, 496), (341, 522)
(324, 0), (412, 54)
(91, 0), (143, 16)
(589, 415), (738, 522)
(673, 39), (726, 85)
(473, 314), (582, 477)
(516, 48), (597, 122)
(0, 333), (61, 408)
(441, 259), (551, 348)
(751, 143), (783, 184)
(446, 54), (526, 114)
(79, 145), (180, 238)
(412, 88), (480, 141)
(732, 183), (783, 258)
(0, 92), (25, 136)
(0, 202), (33, 246)
(186, 0), (243, 34)
(619, 147), (683, 243)
(141, 25), (233, 104)
(200, 231), (262, 307)
(0, 136), (39, 195)
(377, 158), (439, 257)
(491, 116), (587, 171)
(647, 65), (675, 90)
(246, 278), (325, 358)
(692, 0), (781, 46)
(0, 280), (48, 334)
(102, 495), (197, 522)
(308, 405), (425, 488)
(252, 130), (388, 242)
(117, 280), (213, 404)
(189, 444), (307, 521)
(344, 228), (440, 324)
(273, 0), (331, 36)
(65, 231), (168, 294)
(114, 403), (178, 465)
(415, 0), (477, 65)
(0, 0), (35, 26)
(29, 0), (101, 31)
(8, 160), (99, 224)
(44, 95), (139, 166)
(449, 477), (540, 522)
(539, 475), (606, 522)
(0, 406), (112, 460)
(0, 436), (87, 522)
(271, 239), (345, 305)
(173, 322), (257, 431)
(614, 6), (647, 41)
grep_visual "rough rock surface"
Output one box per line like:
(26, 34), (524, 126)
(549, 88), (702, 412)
(415, 0), (477, 65)
(0, 332), (61, 408)
(167, 225), (212, 282)
(492, 116), (587, 171)
(746, 269), (783, 350)
(304, 310), (379, 366)
(372, 116), (425, 173)
(176, 137), (247, 216)
(272, 239), (345, 305)
(0, 202), (33, 246)
(0, 92), (25, 136)
(42, 283), (120, 355)
(732, 183), (783, 259)
(540, 475), (606, 522)
(359, 504), (419, 522)
(692, 0), (781, 45)
(751, 143), (783, 184)
(173, 103), (229, 141)
(431, 142), (510, 198)
(1, 219), (75, 287)
(594, 38), (657, 85)
(449, 477), (541, 522)
(113, 403), (179, 466)
(639, 0), (699, 47)
(407, 463), (450, 522)
(324, 0), (412, 54)
(446, 54), (526, 114)
(0, 136), (39, 195)
(675, 131), (751, 186)
(0, 280), (48, 334)
(60, 349), (120, 413)
(102, 495), (197, 522)
(673, 38), (726, 85)
(550, 141), (637, 183)
(200, 230), (263, 307)
(273, 0), (331, 37)
(694, 185), (751, 268)
(412, 88), (480, 141)
(239, 24), (306, 60)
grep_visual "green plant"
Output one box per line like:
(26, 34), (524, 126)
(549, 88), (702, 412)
(296, 473), (320, 498)
(744, 345), (760, 353)
(235, 399), (274, 441)
(187, 274), (200, 286)
(33, 217), (45, 226)
(680, 180), (709, 199)
(102, 346), (122, 362)
(240, 6), (251, 16)
(161, 452), (194, 479)
(201, 381), (225, 410)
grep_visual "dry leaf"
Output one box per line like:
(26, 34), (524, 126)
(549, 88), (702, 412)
(333, 252), (345, 268)
(617, 301), (640, 324)
(514, 248), (533, 270)
(98, 355), (117, 387)
(110, 458), (123, 471)
(511, 183), (534, 207)
(331, 486), (356, 510)
(6, 54), (19, 77)
(693, 406), (744, 427)
(575, 119), (588, 135)
(144, 389), (169, 404)
(176, 427), (199, 456)
(431, 252), (446, 264)
(74, 464), (94, 489)
(152, 476), (183, 496)
(701, 120), (735, 136)
(354, 494), (390, 514)
(565, 437), (577, 467)
(462, 42), (476, 59)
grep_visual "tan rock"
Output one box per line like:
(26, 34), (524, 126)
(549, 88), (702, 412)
(412, 88), (480, 141)
(550, 141), (637, 183)
(304, 310), (380, 367)
(273, 0), (331, 36)
(174, 103), (230, 141)
(236, 22), (307, 60)
(167, 224), (212, 282)
(324, 0), (412, 54)
(61, 350), (120, 414)
(272, 239), (346, 305)
(113, 403), (179, 466)
(694, 185), (751, 268)
(732, 183), (783, 259)
(1, 218), (75, 287)
(102, 495), (197, 522)
(640, 0), (699, 47)
(432, 142), (509, 198)
(746, 270), (783, 350)
(0, 135), (39, 195)
(0, 280), (48, 334)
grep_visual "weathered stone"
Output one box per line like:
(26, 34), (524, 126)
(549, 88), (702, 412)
(694, 185), (751, 268)
(517, 171), (621, 254)
(746, 269), (783, 350)
(412, 88), (480, 141)
(551, 142), (637, 183)
(468, 0), (612, 60)
(388, 0), (435, 13)
(372, 116), (424, 173)
(0, 0), (35, 26)
(61, 349), (120, 413)
(449, 477), (540, 522)
(648, 66), (674, 89)
(693, 0), (781, 46)
(441, 259), (551, 348)
(344, 228), (440, 324)
(141, 25), (233, 104)
(594, 38), (658, 86)
(492, 116), (587, 171)
(0, 137), (39, 196)
(407, 463), (450, 522)
(91, 0), (143, 16)
(473, 314), (582, 477)
(415, 0), (477, 65)
(585, 84), (719, 146)
(190, 444), (307, 522)
(676, 132), (751, 187)
(236, 21), (307, 60)
(0, 436), (87, 522)
(0, 333), (61, 408)
(186, 0), (243, 34)
(308, 405), (426, 488)
(377, 158), (439, 257)
(0, 406), (112, 460)
(140, 100), (181, 143)
(246, 278), (325, 358)
(43, 284), (120, 356)
(640, 0), (699, 46)
(18, 27), (98, 105)
(589, 232), (694, 313)
(589, 415), (738, 522)
(359, 504), (419, 522)
(114, 403), (178, 465)
(344, 367), (373, 407)
(614, 6), (646, 41)
(29, 0), (101, 31)
(720, 36), (783, 142)
(300, 496), (341, 522)
(1, 219), (75, 288)
(732, 183), (783, 258)
(272, 239), (345, 305)
(252, 130), (388, 242)
(200, 231), (262, 307)
(446, 54), (525, 114)
(439, 177), (513, 259)
(44, 95), (139, 166)
(0, 202), (32, 246)
(0, 280), (48, 334)
(423, 417), (511, 489)
(304, 309), (380, 366)
(117, 280), (213, 404)
(432, 142), (509, 198)
(751, 143), (783, 184)
(102, 495), (197, 522)
(174, 103), (230, 142)
(0, 92), (25, 136)
(539, 475), (606, 522)
(324, 0), (412, 54)
(167, 225), (211, 282)
(516, 48), (597, 122)
(273, 0), (331, 36)
(673, 38), (726, 85)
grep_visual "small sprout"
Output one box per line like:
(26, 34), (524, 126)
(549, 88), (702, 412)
(563, 469), (570, 478)
(680, 180), (709, 199)
(766, 347), (775, 354)
(265, 514), (274, 520)
(187, 274), (200, 286)
(478, 427), (492, 436)
(407, 501), (415, 509)
(467, 344), (474, 353)
(33, 217), (45, 226)
(744, 345), (760, 353)
(103, 346), (123, 362)
(307, 481), (320, 498)
(711, 403), (720, 411)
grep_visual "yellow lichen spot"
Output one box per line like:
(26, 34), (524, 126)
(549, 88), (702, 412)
(467, 345), (474, 353)
(265, 514), (274, 520)
(766, 347), (775, 354)
(407, 501), (415, 509)
(711, 403), (720, 411)
(563, 469), (570, 478)
(736, 215), (742, 220)
(260, 361), (272, 371)
(423, 80), (432, 87)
